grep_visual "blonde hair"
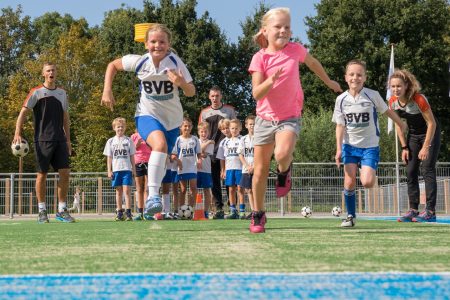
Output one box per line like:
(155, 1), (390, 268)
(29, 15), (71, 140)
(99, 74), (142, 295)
(346, 59), (367, 73)
(229, 118), (242, 130)
(145, 23), (172, 43)
(112, 117), (126, 129)
(389, 69), (421, 102)
(245, 114), (256, 124)
(253, 7), (291, 48)
(218, 118), (230, 130)
(197, 121), (210, 132)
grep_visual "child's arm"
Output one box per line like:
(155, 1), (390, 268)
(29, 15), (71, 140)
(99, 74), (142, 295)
(101, 58), (124, 111)
(107, 156), (113, 179)
(304, 53), (342, 93)
(130, 154), (136, 177)
(220, 159), (226, 179)
(167, 69), (196, 97)
(335, 125), (345, 168)
(196, 153), (203, 169)
(251, 69), (283, 100)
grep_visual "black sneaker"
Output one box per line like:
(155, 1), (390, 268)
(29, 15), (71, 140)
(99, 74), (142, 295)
(115, 209), (125, 221)
(38, 210), (49, 223)
(212, 210), (225, 219)
(225, 210), (239, 219)
(125, 210), (133, 221)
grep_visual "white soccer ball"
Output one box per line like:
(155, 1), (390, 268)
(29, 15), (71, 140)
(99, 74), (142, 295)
(178, 204), (193, 219)
(11, 139), (30, 158)
(332, 206), (342, 217)
(301, 206), (312, 218)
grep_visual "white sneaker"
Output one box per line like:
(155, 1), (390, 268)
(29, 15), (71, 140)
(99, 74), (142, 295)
(341, 215), (355, 228)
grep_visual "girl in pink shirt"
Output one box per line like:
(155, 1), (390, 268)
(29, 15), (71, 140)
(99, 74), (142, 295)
(248, 7), (342, 233)
(131, 130), (152, 220)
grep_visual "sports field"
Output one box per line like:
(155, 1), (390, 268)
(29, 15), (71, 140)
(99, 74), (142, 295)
(1, 217), (449, 299)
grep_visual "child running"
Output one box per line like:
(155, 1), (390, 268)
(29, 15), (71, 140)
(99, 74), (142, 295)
(101, 24), (195, 217)
(333, 59), (407, 227)
(248, 7), (342, 233)
(238, 115), (256, 219)
(197, 121), (215, 218)
(171, 117), (202, 209)
(103, 117), (136, 221)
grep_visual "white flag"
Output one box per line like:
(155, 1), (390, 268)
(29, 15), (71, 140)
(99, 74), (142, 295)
(386, 44), (395, 134)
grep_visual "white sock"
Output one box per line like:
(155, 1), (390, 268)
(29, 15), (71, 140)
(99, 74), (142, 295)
(58, 202), (67, 213)
(162, 194), (171, 213)
(147, 151), (167, 197)
(38, 202), (46, 212)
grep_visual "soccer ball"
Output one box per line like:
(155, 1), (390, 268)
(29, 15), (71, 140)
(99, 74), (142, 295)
(332, 206), (342, 217)
(301, 206), (312, 218)
(178, 205), (193, 219)
(11, 139), (30, 157)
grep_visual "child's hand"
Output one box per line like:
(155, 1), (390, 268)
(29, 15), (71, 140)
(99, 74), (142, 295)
(247, 165), (254, 174)
(335, 150), (342, 168)
(101, 90), (115, 111)
(167, 69), (186, 87)
(269, 68), (283, 84)
(107, 171), (113, 179)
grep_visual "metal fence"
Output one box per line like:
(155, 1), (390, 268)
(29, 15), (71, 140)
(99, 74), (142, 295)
(1, 162), (449, 217)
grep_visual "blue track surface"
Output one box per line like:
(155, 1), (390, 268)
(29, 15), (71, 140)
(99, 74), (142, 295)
(1, 272), (449, 299)
(363, 216), (450, 224)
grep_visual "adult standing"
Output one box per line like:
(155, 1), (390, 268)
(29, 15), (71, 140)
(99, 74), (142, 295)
(13, 62), (75, 223)
(389, 69), (441, 223)
(198, 86), (236, 219)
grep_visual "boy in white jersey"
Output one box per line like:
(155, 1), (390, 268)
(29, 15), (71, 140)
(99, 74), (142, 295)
(103, 118), (136, 221)
(171, 117), (202, 209)
(332, 60), (406, 228)
(197, 122), (215, 218)
(217, 119), (245, 219)
(238, 115), (256, 219)
(101, 24), (195, 218)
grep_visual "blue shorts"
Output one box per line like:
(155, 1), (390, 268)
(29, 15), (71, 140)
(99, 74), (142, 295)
(239, 173), (253, 189)
(225, 169), (242, 186)
(176, 173), (197, 181)
(112, 171), (133, 187)
(342, 144), (380, 170)
(162, 169), (177, 184)
(197, 172), (213, 188)
(135, 116), (179, 154)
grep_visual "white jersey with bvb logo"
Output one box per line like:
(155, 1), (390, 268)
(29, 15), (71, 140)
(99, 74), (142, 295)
(332, 87), (388, 148)
(172, 135), (201, 175)
(103, 136), (136, 172)
(122, 52), (193, 131)
(237, 134), (254, 174)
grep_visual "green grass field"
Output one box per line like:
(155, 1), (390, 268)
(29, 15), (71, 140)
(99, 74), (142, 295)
(1, 217), (449, 275)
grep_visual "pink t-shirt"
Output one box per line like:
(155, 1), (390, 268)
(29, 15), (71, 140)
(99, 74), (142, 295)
(131, 132), (151, 164)
(248, 42), (307, 121)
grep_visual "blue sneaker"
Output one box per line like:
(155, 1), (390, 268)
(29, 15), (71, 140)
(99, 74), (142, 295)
(55, 210), (75, 223)
(397, 209), (419, 222)
(412, 210), (436, 223)
(145, 195), (163, 216)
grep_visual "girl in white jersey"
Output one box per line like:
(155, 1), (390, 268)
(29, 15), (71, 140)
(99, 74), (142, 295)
(332, 60), (407, 228)
(101, 24), (195, 217)
(248, 7), (342, 233)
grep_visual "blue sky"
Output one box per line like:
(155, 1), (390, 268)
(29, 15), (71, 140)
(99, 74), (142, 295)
(2, 0), (320, 43)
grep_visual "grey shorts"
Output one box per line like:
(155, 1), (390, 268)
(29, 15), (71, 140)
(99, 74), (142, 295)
(253, 116), (302, 145)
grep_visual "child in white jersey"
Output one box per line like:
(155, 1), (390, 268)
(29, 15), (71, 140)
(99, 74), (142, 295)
(332, 59), (406, 228)
(101, 24), (195, 218)
(248, 7), (342, 233)
(238, 115), (256, 219)
(217, 119), (244, 219)
(68, 186), (81, 214)
(197, 121), (215, 218)
(103, 118), (136, 221)
(171, 117), (202, 209)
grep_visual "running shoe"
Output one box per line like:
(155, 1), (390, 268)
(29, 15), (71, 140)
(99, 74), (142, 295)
(239, 212), (246, 220)
(225, 210), (239, 219)
(212, 210), (225, 220)
(37, 210), (49, 223)
(341, 215), (355, 228)
(133, 213), (145, 221)
(55, 210), (75, 223)
(412, 210), (436, 223)
(275, 165), (292, 198)
(397, 209), (419, 222)
(249, 211), (266, 233)
(115, 209), (125, 221)
(145, 195), (163, 216)
(125, 210), (133, 221)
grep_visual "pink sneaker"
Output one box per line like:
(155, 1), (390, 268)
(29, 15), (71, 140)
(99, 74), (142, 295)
(249, 211), (266, 233)
(275, 165), (292, 198)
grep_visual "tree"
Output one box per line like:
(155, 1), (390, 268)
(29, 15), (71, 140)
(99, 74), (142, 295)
(303, 0), (450, 160)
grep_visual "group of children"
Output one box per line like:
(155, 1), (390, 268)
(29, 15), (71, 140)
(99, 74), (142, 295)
(102, 114), (256, 221)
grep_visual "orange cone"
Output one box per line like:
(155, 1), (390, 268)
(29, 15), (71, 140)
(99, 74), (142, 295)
(193, 194), (208, 221)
